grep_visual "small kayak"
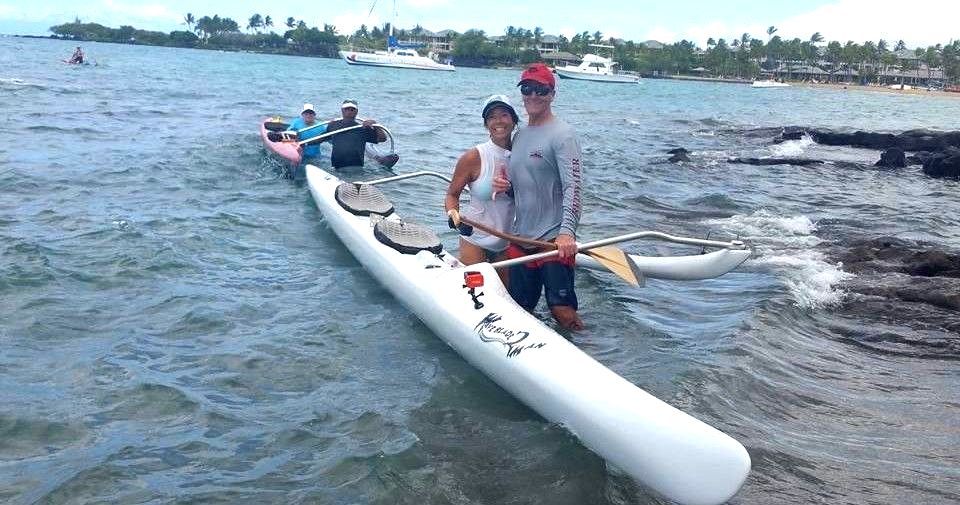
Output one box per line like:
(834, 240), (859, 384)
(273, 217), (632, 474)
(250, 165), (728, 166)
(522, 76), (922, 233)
(259, 117), (301, 168)
(305, 164), (751, 505)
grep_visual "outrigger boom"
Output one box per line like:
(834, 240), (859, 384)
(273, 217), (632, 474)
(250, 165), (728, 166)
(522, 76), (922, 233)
(493, 232), (746, 269)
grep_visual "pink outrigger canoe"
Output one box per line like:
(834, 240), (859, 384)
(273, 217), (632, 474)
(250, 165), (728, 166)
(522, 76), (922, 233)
(259, 118), (302, 167)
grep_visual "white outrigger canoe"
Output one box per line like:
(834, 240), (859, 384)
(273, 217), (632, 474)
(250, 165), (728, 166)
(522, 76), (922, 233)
(306, 165), (751, 505)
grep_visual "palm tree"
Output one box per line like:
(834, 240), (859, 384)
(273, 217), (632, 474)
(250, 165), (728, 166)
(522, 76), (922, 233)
(766, 26), (777, 41)
(593, 31), (603, 45)
(183, 13), (195, 32)
(894, 40), (906, 52)
(810, 32), (823, 45)
(533, 26), (543, 49)
(264, 16), (273, 31)
(286, 17), (296, 29)
(247, 14), (263, 33)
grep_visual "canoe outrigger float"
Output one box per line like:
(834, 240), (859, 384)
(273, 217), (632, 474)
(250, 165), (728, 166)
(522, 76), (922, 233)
(306, 165), (751, 505)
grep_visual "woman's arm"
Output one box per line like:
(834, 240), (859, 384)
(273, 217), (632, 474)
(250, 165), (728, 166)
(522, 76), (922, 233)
(444, 147), (482, 215)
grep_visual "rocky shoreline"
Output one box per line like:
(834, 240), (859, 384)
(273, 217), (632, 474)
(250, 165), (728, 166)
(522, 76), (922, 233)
(669, 127), (960, 179)
(667, 128), (959, 352)
(774, 127), (960, 177)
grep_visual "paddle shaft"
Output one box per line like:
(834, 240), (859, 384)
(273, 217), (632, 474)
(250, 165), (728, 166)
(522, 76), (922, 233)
(458, 216), (553, 250)
(298, 123), (396, 154)
(294, 116), (366, 135)
(492, 232), (746, 269)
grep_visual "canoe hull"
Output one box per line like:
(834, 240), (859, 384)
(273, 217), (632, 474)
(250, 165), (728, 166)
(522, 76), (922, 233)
(259, 118), (301, 167)
(305, 165), (750, 505)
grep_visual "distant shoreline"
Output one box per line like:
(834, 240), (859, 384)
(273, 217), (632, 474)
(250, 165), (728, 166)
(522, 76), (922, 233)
(652, 74), (960, 99)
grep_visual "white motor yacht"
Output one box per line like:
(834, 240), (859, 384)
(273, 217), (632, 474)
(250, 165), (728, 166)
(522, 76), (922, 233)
(555, 52), (639, 83)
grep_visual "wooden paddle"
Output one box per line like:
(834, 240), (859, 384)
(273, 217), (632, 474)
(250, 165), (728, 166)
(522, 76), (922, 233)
(456, 215), (644, 287)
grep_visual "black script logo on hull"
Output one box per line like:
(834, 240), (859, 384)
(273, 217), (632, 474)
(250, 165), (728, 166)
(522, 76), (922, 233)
(475, 313), (546, 358)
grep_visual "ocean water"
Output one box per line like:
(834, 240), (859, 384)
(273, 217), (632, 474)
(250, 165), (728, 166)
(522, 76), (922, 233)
(1, 37), (958, 505)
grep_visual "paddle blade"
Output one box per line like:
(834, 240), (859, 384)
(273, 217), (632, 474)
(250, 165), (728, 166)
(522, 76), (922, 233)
(377, 153), (400, 168)
(585, 246), (645, 287)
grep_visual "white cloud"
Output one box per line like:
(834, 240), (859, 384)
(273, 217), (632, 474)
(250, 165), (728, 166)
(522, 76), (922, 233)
(558, 26), (576, 39)
(771, 0), (959, 47)
(100, 0), (178, 24)
(0, 3), (62, 22)
(404, 0), (450, 7)
(644, 26), (678, 44)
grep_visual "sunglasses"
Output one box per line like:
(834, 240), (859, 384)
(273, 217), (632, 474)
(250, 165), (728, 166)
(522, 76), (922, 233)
(520, 83), (553, 96)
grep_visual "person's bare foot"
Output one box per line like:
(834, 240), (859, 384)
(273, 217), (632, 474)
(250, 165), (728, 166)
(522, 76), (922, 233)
(550, 305), (584, 331)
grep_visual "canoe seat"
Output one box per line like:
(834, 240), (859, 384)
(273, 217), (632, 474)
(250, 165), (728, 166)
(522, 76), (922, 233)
(335, 183), (394, 217)
(374, 219), (442, 255)
(264, 121), (290, 132)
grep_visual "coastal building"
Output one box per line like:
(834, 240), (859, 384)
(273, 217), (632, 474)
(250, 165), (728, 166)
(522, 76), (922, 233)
(538, 34), (560, 53)
(421, 29), (457, 53)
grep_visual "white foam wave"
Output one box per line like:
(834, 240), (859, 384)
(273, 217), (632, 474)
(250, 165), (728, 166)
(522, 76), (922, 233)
(704, 210), (852, 310)
(706, 210), (819, 245)
(768, 134), (814, 157)
(0, 77), (29, 86)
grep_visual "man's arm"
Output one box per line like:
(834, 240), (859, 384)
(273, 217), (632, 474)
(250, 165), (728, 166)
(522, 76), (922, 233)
(555, 128), (583, 240)
(361, 119), (387, 143)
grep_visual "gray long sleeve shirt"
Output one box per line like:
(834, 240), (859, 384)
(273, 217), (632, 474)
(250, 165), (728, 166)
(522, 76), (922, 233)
(507, 118), (583, 241)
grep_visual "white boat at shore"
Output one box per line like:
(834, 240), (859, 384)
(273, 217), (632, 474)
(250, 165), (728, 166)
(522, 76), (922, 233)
(554, 46), (639, 83)
(751, 79), (790, 88)
(305, 165), (751, 505)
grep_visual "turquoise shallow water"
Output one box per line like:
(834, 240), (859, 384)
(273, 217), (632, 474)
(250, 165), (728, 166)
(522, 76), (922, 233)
(1, 37), (958, 504)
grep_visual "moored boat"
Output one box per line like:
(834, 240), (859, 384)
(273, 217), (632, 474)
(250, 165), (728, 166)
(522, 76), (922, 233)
(339, 0), (454, 72)
(305, 164), (751, 505)
(340, 47), (455, 71)
(554, 47), (639, 83)
(751, 79), (790, 88)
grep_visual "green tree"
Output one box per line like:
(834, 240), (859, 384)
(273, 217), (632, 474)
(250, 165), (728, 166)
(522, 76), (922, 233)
(247, 14), (263, 33)
(183, 13), (195, 32)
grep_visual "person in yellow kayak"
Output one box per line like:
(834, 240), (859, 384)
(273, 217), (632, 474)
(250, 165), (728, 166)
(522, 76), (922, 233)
(444, 95), (518, 283)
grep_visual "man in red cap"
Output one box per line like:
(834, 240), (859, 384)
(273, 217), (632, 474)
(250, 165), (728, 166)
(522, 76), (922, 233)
(494, 63), (584, 330)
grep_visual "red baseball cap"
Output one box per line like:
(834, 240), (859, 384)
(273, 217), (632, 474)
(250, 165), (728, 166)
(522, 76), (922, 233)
(517, 63), (555, 88)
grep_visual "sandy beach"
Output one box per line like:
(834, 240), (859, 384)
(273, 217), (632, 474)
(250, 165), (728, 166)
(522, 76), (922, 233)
(793, 81), (960, 99)
(657, 74), (960, 99)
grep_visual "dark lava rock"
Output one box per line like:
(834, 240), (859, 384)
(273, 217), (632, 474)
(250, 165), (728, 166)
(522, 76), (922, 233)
(772, 126), (807, 143)
(922, 146), (960, 178)
(666, 147), (691, 163)
(838, 237), (960, 279)
(906, 151), (932, 165)
(809, 130), (899, 149)
(729, 157), (824, 166)
(875, 147), (906, 168)
(774, 127), (960, 154)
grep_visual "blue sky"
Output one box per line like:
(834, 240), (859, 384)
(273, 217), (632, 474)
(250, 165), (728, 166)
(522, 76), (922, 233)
(1, 0), (957, 48)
